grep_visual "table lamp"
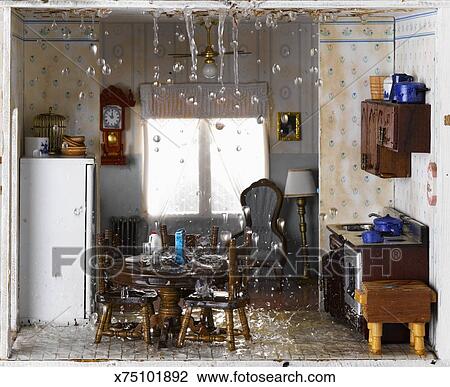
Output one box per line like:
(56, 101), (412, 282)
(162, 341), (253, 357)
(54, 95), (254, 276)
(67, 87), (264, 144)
(284, 168), (317, 278)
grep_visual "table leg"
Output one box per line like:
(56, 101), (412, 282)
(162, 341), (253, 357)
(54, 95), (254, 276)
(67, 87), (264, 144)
(412, 323), (426, 356)
(408, 323), (415, 347)
(370, 322), (382, 355)
(157, 288), (182, 349)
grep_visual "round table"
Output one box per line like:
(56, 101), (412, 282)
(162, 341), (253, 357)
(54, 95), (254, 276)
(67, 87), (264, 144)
(108, 256), (227, 347)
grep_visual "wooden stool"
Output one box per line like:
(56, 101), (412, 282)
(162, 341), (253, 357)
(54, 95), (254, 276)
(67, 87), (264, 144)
(355, 280), (436, 356)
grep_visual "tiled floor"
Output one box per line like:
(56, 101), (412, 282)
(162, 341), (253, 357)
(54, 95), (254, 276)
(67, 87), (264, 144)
(10, 308), (435, 362)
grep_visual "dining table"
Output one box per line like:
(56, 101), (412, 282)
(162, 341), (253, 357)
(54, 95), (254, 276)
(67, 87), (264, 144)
(107, 248), (228, 348)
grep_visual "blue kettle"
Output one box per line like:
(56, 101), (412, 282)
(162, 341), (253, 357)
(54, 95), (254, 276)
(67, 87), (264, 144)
(390, 73), (414, 101)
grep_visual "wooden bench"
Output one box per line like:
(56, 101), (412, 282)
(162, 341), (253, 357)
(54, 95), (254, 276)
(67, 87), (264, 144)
(355, 280), (437, 355)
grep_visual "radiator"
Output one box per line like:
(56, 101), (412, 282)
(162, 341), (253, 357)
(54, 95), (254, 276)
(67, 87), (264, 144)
(110, 216), (146, 255)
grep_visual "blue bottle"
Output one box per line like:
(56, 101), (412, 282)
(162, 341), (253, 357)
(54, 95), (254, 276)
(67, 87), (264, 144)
(175, 228), (186, 265)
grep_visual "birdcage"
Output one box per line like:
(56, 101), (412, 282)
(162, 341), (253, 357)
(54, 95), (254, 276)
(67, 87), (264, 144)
(32, 107), (66, 154)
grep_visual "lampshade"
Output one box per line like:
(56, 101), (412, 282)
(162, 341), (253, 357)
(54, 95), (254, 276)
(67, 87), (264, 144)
(202, 61), (218, 79)
(284, 168), (316, 198)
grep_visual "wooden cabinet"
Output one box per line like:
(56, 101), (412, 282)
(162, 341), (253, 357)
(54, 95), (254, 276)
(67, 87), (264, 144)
(361, 100), (430, 178)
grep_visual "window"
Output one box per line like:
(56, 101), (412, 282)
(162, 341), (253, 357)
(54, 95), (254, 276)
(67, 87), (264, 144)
(144, 117), (268, 219)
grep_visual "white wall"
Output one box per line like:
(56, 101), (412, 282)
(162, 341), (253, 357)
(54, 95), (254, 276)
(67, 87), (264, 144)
(393, 9), (438, 348)
(433, 7), (450, 362)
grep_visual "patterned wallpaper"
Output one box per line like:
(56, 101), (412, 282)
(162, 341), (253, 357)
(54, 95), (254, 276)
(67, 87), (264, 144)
(393, 11), (437, 345)
(22, 21), (101, 156)
(393, 11), (437, 227)
(318, 18), (395, 248)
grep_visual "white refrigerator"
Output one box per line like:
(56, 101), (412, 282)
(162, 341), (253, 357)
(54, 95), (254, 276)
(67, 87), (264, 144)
(19, 157), (95, 325)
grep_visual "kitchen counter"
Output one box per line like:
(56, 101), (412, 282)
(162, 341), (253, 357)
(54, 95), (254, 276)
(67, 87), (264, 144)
(327, 207), (427, 247)
(326, 223), (423, 247)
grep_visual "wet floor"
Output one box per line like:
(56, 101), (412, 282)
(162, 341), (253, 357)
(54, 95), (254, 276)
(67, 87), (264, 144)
(10, 280), (435, 362)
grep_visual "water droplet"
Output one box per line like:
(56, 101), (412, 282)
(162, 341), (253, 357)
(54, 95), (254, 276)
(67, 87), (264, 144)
(177, 33), (186, 42)
(104, 30), (110, 36)
(189, 72), (197, 82)
(254, 19), (263, 30)
(216, 96), (226, 104)
(62, 27), (71, 40)
(272, 64), (281, 74)
(96, 58), (106, 67)
(90, 43), (98, 55)
(186, 96), (197, 105)
(315, 78), (323, 87)
(61, 67), (70, 76)
(166, 77), (173, 85)
(153, 135), (161, 143)
(309, 66), (319, 73)
(208, 91), (217, 100)
(102, 64), (112, 75)
(280, 45), (291, 57)
(310, 48), (318, 56)
(294, 76), (303, 86)
(173, 62), (184, 73)
(78, 91), (85, 100)
(215, 122), (225, 130)
(86, 66), (95, 77)
(154, 147), (159, 152)
(257, 115), (264, 124)
(179, 158), (184, 163)
(251, 95), (259, 105)
(236, 145), (242, 152)
(256, 58), (262, 64)
(281, 114), (289, 124)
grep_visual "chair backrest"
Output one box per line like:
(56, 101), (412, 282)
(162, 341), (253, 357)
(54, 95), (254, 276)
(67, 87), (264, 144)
(96, 230), (122, 295)
(240, 179), (286, 253)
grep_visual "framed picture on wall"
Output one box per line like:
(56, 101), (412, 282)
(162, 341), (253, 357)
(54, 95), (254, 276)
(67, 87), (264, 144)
(277, 112), (301, 141)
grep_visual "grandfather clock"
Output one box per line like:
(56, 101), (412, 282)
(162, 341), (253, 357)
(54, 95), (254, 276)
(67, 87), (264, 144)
(100, 86), (135, 165)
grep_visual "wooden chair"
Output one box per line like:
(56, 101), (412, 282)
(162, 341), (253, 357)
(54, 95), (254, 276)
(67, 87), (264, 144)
(94, 232), (158, 344)
(176, 239), (251, 351)
(236, 179), (287, 287)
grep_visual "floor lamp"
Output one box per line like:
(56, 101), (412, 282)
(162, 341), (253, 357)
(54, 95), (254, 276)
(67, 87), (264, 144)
(284, 169), (317, 278)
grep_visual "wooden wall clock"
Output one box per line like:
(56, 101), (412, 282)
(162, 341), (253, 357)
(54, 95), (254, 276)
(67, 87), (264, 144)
(100, 85), (136, 165)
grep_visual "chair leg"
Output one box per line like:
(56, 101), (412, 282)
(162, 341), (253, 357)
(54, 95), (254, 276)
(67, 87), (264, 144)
(238, 307), (251, 341)
(176, 307), (192, 348)
(142, 304), (151, 344)
(95, 303), (110, 344)
(105, 302), (113, 330)
(225, 309), (236, 352)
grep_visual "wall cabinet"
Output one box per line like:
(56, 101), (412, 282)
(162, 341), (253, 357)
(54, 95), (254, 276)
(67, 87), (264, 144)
(361, 100), (431, 178)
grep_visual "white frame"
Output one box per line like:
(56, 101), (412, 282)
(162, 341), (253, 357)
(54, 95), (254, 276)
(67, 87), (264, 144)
(1, 0), (450, 361)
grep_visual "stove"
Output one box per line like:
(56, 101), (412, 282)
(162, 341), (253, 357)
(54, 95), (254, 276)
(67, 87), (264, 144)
(325, 208), (429, 341)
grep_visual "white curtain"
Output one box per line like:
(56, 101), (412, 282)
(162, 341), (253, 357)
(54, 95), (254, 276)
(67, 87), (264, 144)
(140, 83), (269, 233)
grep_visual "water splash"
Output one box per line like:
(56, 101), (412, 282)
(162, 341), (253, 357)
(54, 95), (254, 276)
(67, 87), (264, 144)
(153, 12), (160, 55)
(217, 11), (226, 87)
(184, 10), (198, 82)
(232, 16), (240, 93)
